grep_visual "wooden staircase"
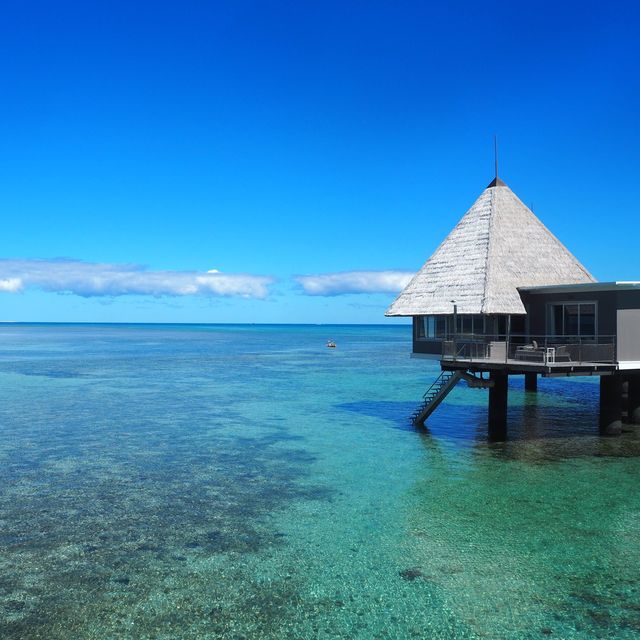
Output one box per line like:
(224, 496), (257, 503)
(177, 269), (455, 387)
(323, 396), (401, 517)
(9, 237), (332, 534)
(411, 371), (462, 427)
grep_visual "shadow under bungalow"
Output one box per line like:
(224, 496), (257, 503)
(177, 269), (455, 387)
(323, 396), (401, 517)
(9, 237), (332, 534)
(386, 175), (640, 439)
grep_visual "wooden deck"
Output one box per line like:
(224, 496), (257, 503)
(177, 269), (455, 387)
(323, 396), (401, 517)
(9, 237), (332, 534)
(441, 356), (617, 377)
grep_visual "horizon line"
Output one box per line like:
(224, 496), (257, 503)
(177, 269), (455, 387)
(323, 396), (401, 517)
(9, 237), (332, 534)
(0, 321), (411, 327)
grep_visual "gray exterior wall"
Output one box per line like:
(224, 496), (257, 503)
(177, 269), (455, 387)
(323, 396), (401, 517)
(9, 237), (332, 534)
(616, 292), (640, 361)
(617, 309), (640, 362)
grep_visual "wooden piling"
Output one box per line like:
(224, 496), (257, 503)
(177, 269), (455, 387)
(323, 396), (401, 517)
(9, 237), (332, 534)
(627, 374), (640, 426)
(524, 372), (537, 392)
(600, 374), (622, 436)
(488, 372), (508, 440)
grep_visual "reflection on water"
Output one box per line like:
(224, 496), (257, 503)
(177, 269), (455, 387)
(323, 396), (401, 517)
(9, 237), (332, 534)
(0, 324), (638, 639)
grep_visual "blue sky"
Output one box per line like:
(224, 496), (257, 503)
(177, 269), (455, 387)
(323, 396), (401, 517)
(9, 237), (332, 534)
(0, 0), (639, 323)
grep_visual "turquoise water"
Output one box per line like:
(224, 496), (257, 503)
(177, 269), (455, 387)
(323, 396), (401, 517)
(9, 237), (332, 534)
(0, 324), (639, 639)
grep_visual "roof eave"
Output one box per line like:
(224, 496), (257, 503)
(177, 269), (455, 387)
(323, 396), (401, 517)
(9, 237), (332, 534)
(520, 281), (640, 294)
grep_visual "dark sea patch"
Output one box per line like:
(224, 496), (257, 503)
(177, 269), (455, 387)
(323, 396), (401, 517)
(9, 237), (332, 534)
(335, 400), (417, 431)
(0, 360), (90, 379)
(399, 567), (425, 581)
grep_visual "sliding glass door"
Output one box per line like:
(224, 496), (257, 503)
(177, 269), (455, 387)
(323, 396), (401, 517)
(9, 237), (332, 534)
(549, 302), (596, 338)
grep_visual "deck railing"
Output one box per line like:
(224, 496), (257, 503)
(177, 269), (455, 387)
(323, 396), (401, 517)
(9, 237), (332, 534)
(442, 334), (616, 365)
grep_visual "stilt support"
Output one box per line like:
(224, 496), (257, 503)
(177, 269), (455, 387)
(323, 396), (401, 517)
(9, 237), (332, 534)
(524, 372), (537, 392)
(627, 374), (640, 426)
(488, 372), (508, 441)
(600, 374), (622, 436)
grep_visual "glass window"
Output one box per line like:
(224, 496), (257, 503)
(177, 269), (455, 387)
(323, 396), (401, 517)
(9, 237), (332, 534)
(550, 303), (597, 337)
(564, 304), (580, 335)
(422, 316), (431, 338)
(420, 316), (446, 340)
(511, 315), (526, 335)
(447, 315), (455, 336)
(497, 316), (507, 337)
(553, 305), (564, 335)
(579, 304), (596, 337)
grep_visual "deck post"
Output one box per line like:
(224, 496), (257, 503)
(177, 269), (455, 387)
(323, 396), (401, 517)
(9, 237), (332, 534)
(488, 372), (508, 440)
(622, 379), (629, 418)
(627, 374), (640, 425)
(524, 372), (537, 392)
(599, 374), (622, 436)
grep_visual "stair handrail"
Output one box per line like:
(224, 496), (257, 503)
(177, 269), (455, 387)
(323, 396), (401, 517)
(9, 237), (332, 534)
(421, 371), (452, 400)
(412, 371), (461, 426)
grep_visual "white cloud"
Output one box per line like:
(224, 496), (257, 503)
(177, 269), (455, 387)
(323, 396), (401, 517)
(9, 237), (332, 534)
(296, 270), (414, 296)
(0, 277), (23, 292)
(0, 259), (273, 299)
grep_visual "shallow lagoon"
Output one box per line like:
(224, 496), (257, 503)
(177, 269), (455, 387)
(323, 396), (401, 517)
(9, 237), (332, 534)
(0, 324), (639, 639)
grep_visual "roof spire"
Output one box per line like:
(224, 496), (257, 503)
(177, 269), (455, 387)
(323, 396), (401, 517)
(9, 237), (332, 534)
(487, 134), (506, 188)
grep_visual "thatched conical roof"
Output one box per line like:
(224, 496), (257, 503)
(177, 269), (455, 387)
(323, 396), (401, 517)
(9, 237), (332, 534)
(386, 180), (595, 316)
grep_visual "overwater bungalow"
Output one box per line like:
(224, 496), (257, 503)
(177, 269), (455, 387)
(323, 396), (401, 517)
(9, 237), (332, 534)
(386, 175), (640, 438)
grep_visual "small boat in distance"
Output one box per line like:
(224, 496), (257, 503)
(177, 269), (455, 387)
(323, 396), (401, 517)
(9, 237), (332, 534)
(326, 340), (336, 348)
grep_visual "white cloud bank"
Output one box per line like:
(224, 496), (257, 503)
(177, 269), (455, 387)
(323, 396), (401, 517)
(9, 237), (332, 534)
(296, 270), (414, 296)
(0, 259), (273, 299)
